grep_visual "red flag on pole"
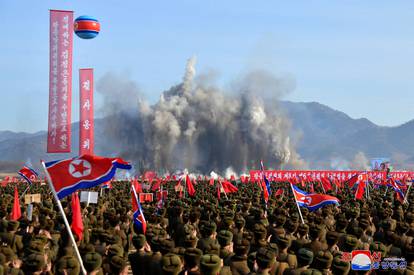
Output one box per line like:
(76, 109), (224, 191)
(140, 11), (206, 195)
(71, 192), (83, 241)
(79, 68), (94, 155)
(185, 175), (196, 197)
(10, 187), (21, 221)
(1, 176), (10, 187)
(222, 180), (238, 193)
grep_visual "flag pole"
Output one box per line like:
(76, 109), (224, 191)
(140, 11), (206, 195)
(220, 180), (228, 200)
(41, 161), (87, 275)
(404, 182), (412, 204)
(289, 183), (305, 224)
(19, 184), (31, 200)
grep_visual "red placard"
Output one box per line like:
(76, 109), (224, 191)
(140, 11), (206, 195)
(79, 69), (94, 155)
(47, 10), (74, 153)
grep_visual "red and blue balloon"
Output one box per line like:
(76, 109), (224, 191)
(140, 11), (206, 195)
(74, 15), (100, 39)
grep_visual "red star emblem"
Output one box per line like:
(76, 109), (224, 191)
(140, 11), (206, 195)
(72, 160), (89, 175)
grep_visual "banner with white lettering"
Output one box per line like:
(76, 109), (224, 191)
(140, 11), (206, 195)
(249, 170), (387, 183)
(47, 10), (74, 153)
(79, 69), (94, 155)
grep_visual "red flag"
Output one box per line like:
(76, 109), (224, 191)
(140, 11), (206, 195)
(151, 178), (162, 191)
(133, 179), (142, 193)
(1, 176), (10, 187)
(261, 180), (269, 202)
(321, 178), (332, 192)
(346, 174), (359, 188)
(222, 180), (238, 193)
(185, 175), (196, 197)
(10, 187), (21, 221)
(355, 180), (366, 200)
(310, 182), (315, 193)
(71, 192), (83, 241)
(274, 188), (284, 197)
(355, 174), (367, 200)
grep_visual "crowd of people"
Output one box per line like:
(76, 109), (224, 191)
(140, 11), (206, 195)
(0, 178), (413, 275)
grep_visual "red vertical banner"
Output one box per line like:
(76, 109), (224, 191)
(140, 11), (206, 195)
(47, 10), (74, 153)
(79, 69), (94, 155)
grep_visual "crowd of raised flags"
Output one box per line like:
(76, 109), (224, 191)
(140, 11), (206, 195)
(1, 155), (413, 273)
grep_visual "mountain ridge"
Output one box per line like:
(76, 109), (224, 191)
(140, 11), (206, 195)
(1, 101), (413, 172)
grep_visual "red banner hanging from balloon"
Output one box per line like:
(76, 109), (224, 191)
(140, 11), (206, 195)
(47, 10), (74, 153)
(79, 69), (94, 155)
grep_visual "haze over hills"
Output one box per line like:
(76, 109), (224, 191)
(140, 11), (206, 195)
(1, 101), (413, 173)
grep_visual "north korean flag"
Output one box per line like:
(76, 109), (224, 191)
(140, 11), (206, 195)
(18, 166), (39, 185)
(132, 188), (147, 234)
(44, 154), (131, 199)
(291, 184), (340, 211)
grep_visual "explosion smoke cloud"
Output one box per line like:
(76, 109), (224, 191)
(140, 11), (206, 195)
(98, 58), (305, 174)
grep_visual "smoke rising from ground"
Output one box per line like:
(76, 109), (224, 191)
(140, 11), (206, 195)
(97, 58), (305, 174)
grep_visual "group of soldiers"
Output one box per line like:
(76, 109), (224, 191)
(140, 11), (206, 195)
(0, 178), (413, 274)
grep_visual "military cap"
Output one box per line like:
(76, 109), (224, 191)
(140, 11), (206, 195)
(256, 247), (275, 269)
(235, 216), (246, 228)
(200, 254), (221, 275)
(172, 247), (186, 259)
(107, 244), (124, 257)
(343, 235), (358, 251)
(297, 248), (313, 266)
(0, 247), (15, 262)
(331, 256), (350, 275)
(312, 251), (333, 270)
(204, 242), (220, 255)
(267, 243), (279, 255)
(55, 256), (80, 275)
(132, 234), (147, 250)
(370, 242), (387, 257)
(33, 234), (49, 245)
(217, 230), (233, 247)
(253, 223), (267, 240)
(6, 221), (19, 231)
(201, 221), (217, 236)
(325, 231), (339, 245)
(162, 253), (182, 275)
(109, 255), (127, 274)
(83, 252), (102, 272)
(300, 268), (323, 275)
(24, 253), (46, 271)
(358, 218), (370, 229)
(160, 238), (175, 254)
(297, 223), (309, 235)
(27, 241), (45, 254)
(275, 235), (291, 249)
(184, 235), (198, 248)
(234, 239), (250, 256)
(105, 234), (121, 245)
(184, 248), (202, 267)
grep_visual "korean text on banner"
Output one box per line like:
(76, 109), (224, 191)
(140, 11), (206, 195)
(79, 69), (94, 155)
(47, 10), (74, 153)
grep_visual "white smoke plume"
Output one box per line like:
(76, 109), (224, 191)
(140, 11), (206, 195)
(349, 151), (370, 171)
(98, 58), (305, 174)
(224, 167), (238, 179)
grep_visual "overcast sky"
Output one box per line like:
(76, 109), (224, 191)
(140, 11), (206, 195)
(1, 1), (414, 132)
